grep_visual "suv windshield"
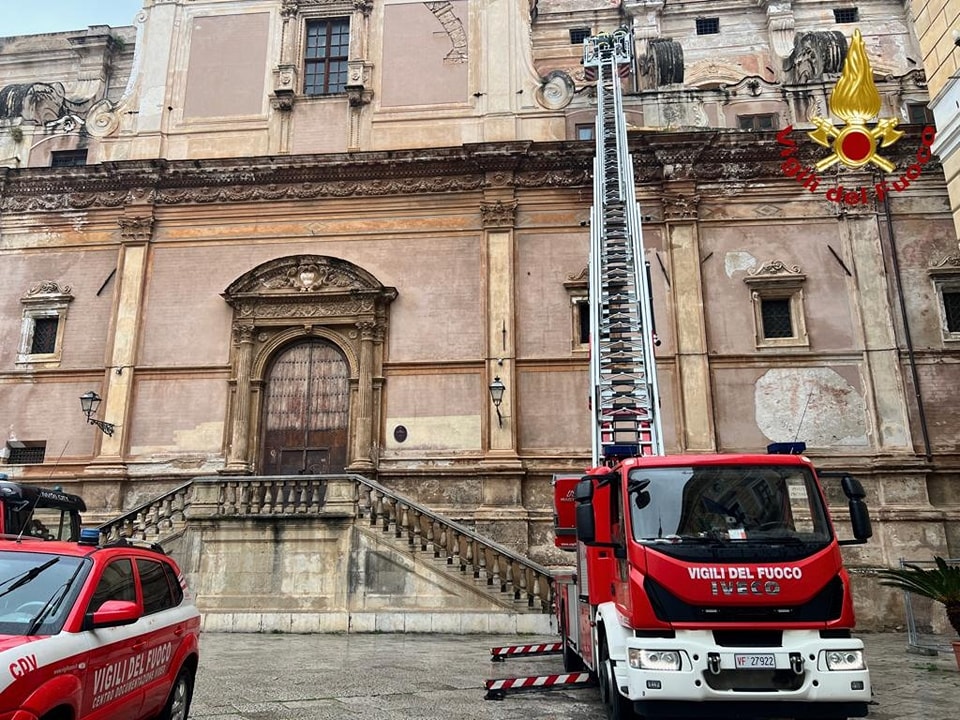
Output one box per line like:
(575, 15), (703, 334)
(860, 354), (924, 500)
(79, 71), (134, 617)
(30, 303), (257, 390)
(0, 551), (89, 636)
(628, 464), (832, 560)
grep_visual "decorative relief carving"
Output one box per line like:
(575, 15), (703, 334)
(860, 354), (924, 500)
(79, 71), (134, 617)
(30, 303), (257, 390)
(480, 200), (517, 227)
(930, 254), (960, 275)
(23, 281), (73, 301)
(117, 215), (154, 242)
(744, 260), (806, 288)
(662, 192), (700, 220)
(785, 31), (847, 85)
(536, 71), (575, 110)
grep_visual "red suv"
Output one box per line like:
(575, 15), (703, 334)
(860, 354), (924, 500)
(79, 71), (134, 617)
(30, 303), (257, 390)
(0, 531), (201, 719)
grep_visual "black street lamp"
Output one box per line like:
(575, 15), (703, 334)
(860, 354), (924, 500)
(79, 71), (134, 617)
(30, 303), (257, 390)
(488, 376), (505, 428)
(79, 391), (115, 437)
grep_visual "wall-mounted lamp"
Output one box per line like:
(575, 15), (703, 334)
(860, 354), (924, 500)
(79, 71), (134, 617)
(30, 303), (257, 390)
(489, 376), (506, 428)
(79, 391), (115, 437)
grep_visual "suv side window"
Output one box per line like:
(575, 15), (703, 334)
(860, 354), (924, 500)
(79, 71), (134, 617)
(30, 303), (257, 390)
(162, 561), (185, 606)
(88, 558), (136, 612)
(137, 558), (178, 615)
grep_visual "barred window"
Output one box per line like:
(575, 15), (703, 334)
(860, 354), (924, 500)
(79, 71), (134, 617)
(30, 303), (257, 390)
(5, 442), (46, 465)
(30, 317), (59, 354)
(696, 18), (719, 35)
(943, 290), (960, 334)
(50, 149), (88, 167)
(833, 8), (859, 24)
(738, 114), (777, 131)
(570, 28), (590, 45)
(744, 262), (809, 349)
(760, 299), (793, 339)
(304, 18), (349, 95)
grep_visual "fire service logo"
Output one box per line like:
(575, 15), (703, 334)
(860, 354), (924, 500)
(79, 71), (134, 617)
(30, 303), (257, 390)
(777, 29), (936, 207)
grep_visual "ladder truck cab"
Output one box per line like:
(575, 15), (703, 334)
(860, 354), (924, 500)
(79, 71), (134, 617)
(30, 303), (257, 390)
(0, 478), (86, 541)
(552, 28), (875, 720)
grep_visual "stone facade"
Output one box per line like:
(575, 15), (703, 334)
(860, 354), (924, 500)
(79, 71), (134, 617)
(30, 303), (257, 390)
(1, 0), (958, 627)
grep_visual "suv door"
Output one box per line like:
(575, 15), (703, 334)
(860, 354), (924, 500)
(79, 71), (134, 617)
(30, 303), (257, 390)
(79, 557), (145, 719)
(135, 557), (188, 717)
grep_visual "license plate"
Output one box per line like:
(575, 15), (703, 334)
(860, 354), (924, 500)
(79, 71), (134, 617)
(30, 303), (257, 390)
(734, 653), (776, 668)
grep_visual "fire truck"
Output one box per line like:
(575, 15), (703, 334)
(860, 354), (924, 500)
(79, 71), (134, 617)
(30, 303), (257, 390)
(0, 477), (86, 541)
(549, 29), (873, 719)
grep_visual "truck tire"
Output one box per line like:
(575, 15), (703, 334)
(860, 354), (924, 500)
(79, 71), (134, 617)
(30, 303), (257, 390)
(598, 654), (636, 720)
(158, 667), (195, 720)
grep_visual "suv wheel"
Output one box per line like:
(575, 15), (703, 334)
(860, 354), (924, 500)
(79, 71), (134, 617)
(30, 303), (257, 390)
(159, 667), (195, 720)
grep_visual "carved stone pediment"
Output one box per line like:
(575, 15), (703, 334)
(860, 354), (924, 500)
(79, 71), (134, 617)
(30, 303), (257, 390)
(224, 255), (390, 298)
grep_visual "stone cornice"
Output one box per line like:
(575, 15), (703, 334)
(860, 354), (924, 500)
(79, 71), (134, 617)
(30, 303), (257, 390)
(0, 127), (941, 212)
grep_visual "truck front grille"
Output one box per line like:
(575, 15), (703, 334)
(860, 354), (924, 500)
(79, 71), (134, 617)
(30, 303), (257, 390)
(702, 668), (805, 692)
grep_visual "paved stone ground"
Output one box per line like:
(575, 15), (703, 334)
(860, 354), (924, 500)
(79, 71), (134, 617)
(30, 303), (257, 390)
(190, 632), (958, 720)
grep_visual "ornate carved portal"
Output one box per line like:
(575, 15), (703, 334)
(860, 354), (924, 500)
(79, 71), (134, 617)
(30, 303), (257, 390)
(221, 255), (397, 475)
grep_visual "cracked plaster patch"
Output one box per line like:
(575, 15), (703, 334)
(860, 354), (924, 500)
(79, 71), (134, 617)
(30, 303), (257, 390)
(755, 368), (868, 447)
(725, 251), (757, 278)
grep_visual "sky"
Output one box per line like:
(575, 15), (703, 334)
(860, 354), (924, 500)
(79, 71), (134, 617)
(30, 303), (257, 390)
(0, 0), (143, 37)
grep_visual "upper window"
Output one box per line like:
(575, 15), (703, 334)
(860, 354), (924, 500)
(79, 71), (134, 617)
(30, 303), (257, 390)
(833, 8), (859, 24)
(930, 256), (960, 341)
(738, 114), (777, 131)
(17, 281), (73, 366)
(564, 268), (590, 352)
(744, 261), (809, 349)
(696, 18), (720, 35)
(907, 103), (934, 125)
(570, 28), (591, 45)
(304, 17), (350, 95)
(50, 149), (88, 167)
(576, 124), (595, 141)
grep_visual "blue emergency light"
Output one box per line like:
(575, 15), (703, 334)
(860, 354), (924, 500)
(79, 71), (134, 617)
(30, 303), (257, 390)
(78, 528), (101, 546)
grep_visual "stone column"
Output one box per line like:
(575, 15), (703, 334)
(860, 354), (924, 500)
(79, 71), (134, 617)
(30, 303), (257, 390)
(223, 322), (255, 474)
(88, 214), (153, 474)
(477, 185), (526, 549)
(843, 212), (912, 450)
(663, 188), (716, 451)
(348, 320), (376, 471)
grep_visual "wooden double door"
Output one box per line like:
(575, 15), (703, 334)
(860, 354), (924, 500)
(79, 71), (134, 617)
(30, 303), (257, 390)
(259, 339), (349, 475)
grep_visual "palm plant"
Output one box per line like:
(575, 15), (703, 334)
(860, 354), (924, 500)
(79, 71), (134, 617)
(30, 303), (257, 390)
(877, 556), (960, 636)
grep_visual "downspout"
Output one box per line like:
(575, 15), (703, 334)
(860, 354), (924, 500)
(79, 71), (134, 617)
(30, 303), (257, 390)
(880, 184), (933, 461)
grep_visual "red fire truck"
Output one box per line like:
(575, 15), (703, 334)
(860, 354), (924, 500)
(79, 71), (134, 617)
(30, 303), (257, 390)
(546, 29), (873, 719)
(0, 479), (86, 541)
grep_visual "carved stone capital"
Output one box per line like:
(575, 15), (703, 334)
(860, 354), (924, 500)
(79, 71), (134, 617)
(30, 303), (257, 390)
(662, 192), (699, 221)
(117, 215), (154, 242)
(480, 200), (518, 227)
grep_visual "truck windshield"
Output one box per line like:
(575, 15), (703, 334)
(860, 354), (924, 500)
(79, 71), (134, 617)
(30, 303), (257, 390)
(628, 465), (832, 552)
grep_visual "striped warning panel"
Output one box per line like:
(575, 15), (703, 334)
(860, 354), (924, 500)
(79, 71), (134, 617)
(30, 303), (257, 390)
(490, 642), (562, 661)
(484, 672), (595, 700)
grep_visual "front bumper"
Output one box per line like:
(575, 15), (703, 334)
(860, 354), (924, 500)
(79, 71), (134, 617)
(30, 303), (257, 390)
(615, 630), (870, 718)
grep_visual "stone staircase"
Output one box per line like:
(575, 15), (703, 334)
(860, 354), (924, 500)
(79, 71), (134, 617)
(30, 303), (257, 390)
(97, 474), (556, 631)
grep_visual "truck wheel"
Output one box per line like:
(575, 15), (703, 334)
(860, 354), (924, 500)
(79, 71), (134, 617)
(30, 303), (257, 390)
(599, 655), (636, 720)
(158, 667), (195, 720)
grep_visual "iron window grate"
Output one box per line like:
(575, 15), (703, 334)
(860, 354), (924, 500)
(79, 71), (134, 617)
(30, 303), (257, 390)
(570, 28), (590, 45)
(944, 291), (960, 333)
(696, 17), (719, 35)
(761, 299), (793, 338)
(30, 317), (59, 354)
(833, 8), (859, 23)
(7, 443), (46, 464)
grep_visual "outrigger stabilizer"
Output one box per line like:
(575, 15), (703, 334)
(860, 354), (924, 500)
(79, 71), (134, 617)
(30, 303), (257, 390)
(483, 642), (596, 700)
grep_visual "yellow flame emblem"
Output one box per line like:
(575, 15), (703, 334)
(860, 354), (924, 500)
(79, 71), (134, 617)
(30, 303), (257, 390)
(808, 29), (903, 172)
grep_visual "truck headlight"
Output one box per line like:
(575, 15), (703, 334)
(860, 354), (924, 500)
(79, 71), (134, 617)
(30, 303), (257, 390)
(824, 650), (866, 671)
(627, 649), (682, 671)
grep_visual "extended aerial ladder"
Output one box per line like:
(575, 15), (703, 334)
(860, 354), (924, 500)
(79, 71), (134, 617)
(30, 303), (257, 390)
(585, 28), (663, 465)
(484, 28), (664, 699)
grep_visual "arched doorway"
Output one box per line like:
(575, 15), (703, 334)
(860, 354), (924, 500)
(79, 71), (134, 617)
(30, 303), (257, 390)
(221, 255), (397, 475)
(260, 339), (350, 475)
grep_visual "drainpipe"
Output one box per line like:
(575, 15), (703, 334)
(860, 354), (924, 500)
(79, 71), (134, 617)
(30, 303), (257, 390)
(880, 184), (933, 462)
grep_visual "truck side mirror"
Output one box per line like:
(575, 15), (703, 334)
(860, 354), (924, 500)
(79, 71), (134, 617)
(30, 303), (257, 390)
(840, 475), (866, 500)
(839, 474), (872, 544)
(574, 479), (596, 544)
